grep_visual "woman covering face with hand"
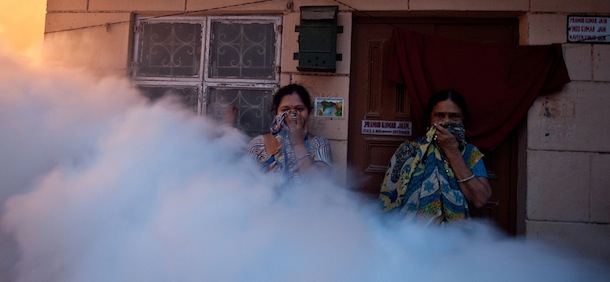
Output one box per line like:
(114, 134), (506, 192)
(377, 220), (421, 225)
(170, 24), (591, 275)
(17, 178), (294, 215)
(248, 84), (332, 182)
(379, 89), (491, 225)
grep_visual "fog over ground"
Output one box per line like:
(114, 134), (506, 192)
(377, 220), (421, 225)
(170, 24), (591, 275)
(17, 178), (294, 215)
(0, 47), (608, 282)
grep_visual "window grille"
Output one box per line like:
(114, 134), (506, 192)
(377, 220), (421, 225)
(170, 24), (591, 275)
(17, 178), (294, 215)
(133, 16), (281, 137)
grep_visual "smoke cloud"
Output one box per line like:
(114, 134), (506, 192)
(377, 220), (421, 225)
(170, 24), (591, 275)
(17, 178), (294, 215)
(0, 48), (608, 282)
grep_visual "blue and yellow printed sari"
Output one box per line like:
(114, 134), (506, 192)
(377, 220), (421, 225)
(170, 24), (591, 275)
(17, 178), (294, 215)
(379, 127), (485, 224)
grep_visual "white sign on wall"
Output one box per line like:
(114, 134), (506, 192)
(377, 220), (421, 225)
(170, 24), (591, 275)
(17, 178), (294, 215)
(567, 15), (610, 43)
(361, 120), (412, 136)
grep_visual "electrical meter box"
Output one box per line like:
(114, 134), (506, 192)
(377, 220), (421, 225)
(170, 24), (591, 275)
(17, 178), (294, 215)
(294, 6), (342, 72)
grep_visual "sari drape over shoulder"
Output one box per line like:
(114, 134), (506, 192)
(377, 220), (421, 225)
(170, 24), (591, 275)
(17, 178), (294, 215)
(379, 127), (485, 224)
(249, 111), (332, 183)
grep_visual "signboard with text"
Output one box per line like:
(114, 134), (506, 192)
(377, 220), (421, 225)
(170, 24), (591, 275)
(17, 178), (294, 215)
(361, 120), (411, 136)
(567, 15), (610, 43)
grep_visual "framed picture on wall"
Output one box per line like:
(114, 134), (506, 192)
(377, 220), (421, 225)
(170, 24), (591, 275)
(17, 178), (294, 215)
(314, 97), (343, 117)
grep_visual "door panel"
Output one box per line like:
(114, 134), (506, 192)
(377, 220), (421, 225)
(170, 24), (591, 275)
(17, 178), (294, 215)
(348, 17), (519, 235)
(348, 22), (410, 195)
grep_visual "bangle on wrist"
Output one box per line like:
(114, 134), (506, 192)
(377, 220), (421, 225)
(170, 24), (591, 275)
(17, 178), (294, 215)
(457, 174), (475, 183)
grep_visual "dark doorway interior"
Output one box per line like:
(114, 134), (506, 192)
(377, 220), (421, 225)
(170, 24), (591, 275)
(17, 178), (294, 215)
(348, 16), (521, 235)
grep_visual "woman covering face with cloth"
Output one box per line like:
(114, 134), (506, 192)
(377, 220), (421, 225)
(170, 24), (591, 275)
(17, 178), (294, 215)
(248, 84), (332, 183)
(379, 89), (491, 224)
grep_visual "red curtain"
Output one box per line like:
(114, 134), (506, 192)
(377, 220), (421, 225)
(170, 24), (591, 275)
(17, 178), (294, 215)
(388, 27), (570, 151)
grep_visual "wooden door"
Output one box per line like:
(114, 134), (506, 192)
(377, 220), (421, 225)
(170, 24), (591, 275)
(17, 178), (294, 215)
(348, 17), (520, 235)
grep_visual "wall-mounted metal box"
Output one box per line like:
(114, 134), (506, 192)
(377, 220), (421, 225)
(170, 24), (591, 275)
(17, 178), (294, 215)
(294, 6), (343, 72)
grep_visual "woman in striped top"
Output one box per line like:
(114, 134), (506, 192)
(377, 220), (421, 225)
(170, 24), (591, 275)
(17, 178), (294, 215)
(248, 84), (332, 182)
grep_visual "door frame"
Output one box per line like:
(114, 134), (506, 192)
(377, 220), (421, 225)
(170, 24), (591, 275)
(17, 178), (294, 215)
(347, 14), (527, 236)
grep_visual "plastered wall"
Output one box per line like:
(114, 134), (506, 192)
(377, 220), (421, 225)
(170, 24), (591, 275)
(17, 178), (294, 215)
(523, 10), (610, 263)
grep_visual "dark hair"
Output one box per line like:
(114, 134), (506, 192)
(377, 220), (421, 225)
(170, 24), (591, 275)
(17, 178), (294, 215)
(423, 89), (470, 126)
(271, 84), (313, 114)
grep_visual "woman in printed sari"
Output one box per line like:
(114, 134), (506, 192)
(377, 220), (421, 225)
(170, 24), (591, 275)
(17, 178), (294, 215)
(248, 84), (332, 182)
(379, 89), (491, 224)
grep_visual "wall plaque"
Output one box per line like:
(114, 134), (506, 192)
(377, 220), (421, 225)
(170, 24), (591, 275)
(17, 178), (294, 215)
(361, 120), (411, 136)
(567, 15), (610, 43)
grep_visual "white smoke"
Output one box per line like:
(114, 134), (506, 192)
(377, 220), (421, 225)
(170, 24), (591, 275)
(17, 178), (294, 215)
(0, 48), (608, 282)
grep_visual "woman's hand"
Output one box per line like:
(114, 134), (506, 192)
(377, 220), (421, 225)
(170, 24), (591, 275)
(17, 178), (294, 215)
(433, 123), (491, 208)
(286, 110), (308, 145)
(285, 110), (320, 172)
(432, 123), (460, 155)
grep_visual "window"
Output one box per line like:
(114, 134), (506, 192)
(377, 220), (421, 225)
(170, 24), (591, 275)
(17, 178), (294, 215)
(132, 16), (281, 137)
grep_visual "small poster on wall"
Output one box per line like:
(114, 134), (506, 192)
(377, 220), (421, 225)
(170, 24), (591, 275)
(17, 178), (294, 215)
(314, 97), (344, 117)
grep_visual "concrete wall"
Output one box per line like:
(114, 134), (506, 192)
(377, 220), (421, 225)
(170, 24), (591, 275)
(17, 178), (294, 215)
(45, 0), (610, 263)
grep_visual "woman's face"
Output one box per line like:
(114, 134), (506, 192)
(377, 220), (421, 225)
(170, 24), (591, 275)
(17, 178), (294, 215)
(277, 92), (309, 122)
(430, 99), (463, 125)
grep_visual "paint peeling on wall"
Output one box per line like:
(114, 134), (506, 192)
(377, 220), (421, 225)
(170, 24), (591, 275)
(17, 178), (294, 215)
(537, 96), (577, 143)
(539, 96), (576, 119)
